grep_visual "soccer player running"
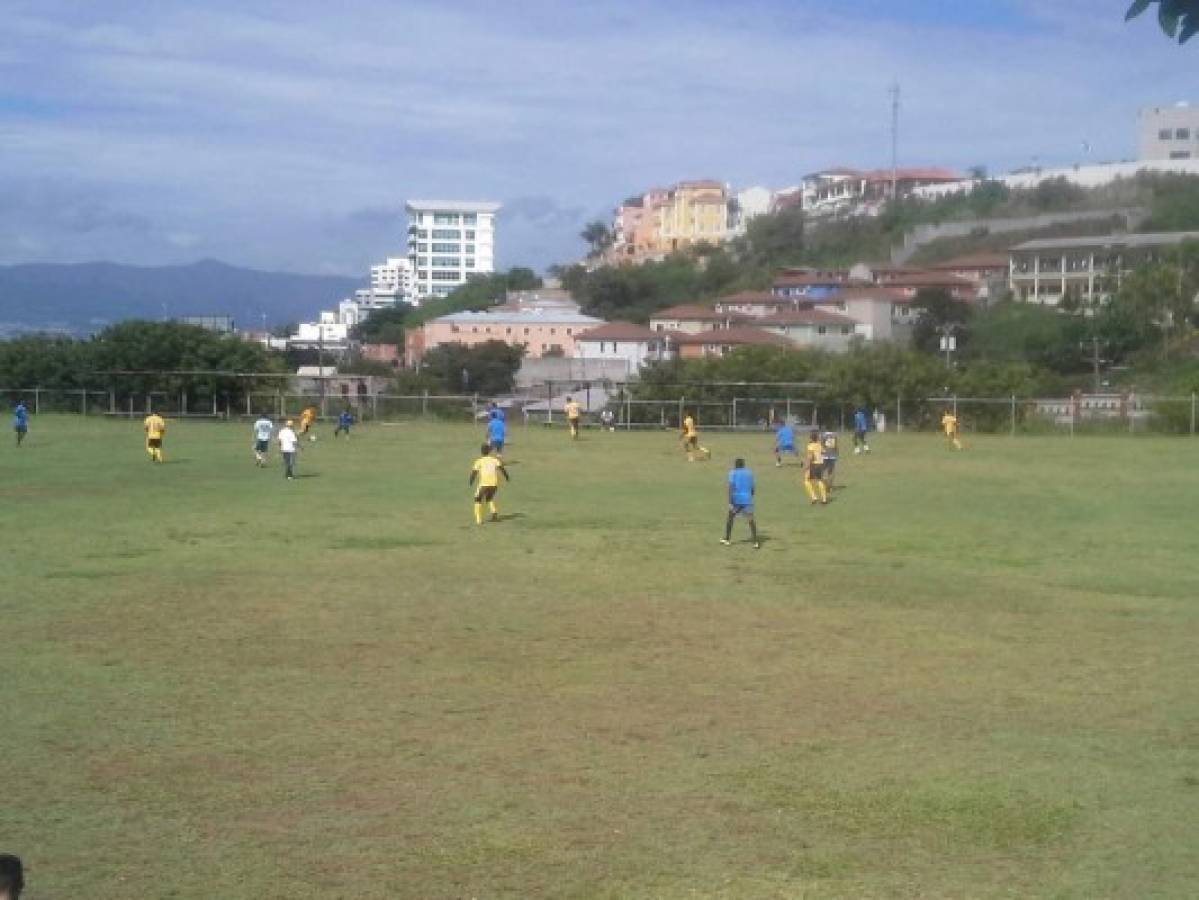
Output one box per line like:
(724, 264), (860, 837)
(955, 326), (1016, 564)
(13, 399), (29, 447)
(486, 408), (506, 457)
(681, 411), (711, 461)
(252, 414), (273, 467)
(853, 406), (871, 454)
(941, 408), (963, 450)
(143, 410), (166, 463)
(278, 419), (299, 480)
(821, 429), (840, 489)
(334, 408), (353, 439)
(722, 458), (760, 549)
(299, 405), (317, 440)
(600, 408), (615, 432)
(564, 396), (582, 439)
(773, 419), (798, 466)
(469, 443), (510, 524)
(803, 429), (829, 505)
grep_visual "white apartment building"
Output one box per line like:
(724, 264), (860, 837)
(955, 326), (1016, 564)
(1139, 103), (1199, 161)
(369, 257), (415, 300)
(405, 200), (500, 300)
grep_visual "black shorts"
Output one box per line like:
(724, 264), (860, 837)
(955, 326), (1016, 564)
(255, 439), (269, 452)
(475, 485), (497, 502)
(147, 437), (162, 449)
(684, 435), (698, 448)
(824, 458), (837, 473)
(854, 429), (866, 441)
(807, 464), (824, 480)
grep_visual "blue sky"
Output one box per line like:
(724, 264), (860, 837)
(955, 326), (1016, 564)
(0, 0), (1193, 278)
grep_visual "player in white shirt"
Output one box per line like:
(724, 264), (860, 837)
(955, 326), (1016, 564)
(252, 416), (273, 467)
(277, 420), (299, 480)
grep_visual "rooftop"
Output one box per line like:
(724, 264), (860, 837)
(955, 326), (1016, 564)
(405, 200), (502, 213)
(650, 304), (754, 321)
(1011, 231), (1199, 252)
(574, 322), (662, 341)
(926, 253), (1011, 270)
(671, 327), (796, 348)
(434, 309), (603, 325)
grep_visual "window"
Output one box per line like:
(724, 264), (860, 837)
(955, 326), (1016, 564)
(566, 328), (572, 335)
(432, 229), (460, 239)
(433, 213), (460, 225)
(817, 326), (827, 335)
(505, 327), (512, 335)
(465, 244), (475, 253)
(432, 257), (460, 268)
(432, 271), (460, 281)
(431, 243), (459, 253)
(450, 325), (460, 333)
(1170, 150), (1192, 159)
(523, 327), (530, 335)
(1159, 128), (1172, 140)
(549, 328), (556, 335)
(1177, 128), (1192, 140)
(471, 327), (478, 333)
(416, 257), (428, 267)
(841, 326), (851, 335)
(463, 214), (477, 225)
(465, 230), (476, 239)
(465, 259), (475, 268)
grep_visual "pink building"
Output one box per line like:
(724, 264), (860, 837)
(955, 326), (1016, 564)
(406, 308), (605, 366)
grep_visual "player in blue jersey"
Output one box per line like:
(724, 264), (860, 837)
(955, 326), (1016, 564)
(333, 408), (353, 439)
(487, 401), (506, 422)
(13, 399), (28, 447)
(773, 419), (798, 466)
(721, 458), (760, 549)
(853, 407), (871, 454)
(486, 409), (506, 457)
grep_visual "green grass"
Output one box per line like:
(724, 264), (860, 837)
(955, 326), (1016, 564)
(2, 417), (1198, 898)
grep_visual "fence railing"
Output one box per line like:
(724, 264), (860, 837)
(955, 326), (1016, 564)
(5, 387), (1198, 435)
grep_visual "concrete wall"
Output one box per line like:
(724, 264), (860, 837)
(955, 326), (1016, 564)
(516, 356), (639, 388)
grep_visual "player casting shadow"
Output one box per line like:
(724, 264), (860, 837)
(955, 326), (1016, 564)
(493, 512), (526, 522)
(294, 472), (321, 479)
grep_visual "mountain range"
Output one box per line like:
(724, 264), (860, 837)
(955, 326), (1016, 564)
(0, 259), (363, 337)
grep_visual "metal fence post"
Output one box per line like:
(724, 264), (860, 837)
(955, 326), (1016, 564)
(897, 394), (902, 433)
(422, 389), (428, 417)
(181, 392), (187, 418)
(34, 388), (40, 415)
(546, 380), (553, 425)
(81, 389), (87, 416)
(472, 393), (478, 420)
(1191, 392), (1196, 436)
(277, 391), (283, 418)
(109, 390), (116, 415)
(372, 392), (378, 421)
(1010, 394), (1016, 437)
(678, 396), (684, 427)
(245, 393), (251, 417)
(732, 397), (738, 428)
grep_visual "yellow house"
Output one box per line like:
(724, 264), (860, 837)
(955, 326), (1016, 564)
(652, 180), (729, 253)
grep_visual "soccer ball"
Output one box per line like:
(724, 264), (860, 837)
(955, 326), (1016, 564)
(309, 435), (317, 443)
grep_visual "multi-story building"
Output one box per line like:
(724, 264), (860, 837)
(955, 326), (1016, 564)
(369, 257), (415, 300)
(1008, 231), (1199, 306)
(405, 200), (500, 299)
(404, 295), (602, 366)
(801, 167), (961, 217)
(573, 322), (677, 375)
(729, 186), (773, 234)
(655, 180), (730, 251)
(1139, 103), (1199, 160)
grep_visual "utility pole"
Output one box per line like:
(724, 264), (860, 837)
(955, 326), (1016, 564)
(1090, 336), (1102, 394)
(889, 81), (901, 200)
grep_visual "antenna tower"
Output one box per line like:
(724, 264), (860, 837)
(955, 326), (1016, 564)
(889, 81), (900, 199)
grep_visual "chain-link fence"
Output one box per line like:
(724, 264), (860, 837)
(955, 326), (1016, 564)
(6, 383), (1199, 435)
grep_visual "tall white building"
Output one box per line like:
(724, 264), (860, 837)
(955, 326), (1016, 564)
(405, 200), (501, 299)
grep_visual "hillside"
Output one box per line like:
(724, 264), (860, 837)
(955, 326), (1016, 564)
(0, 259), (361, 337)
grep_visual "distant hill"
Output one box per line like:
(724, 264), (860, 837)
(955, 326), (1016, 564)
(0, 259), (362, 337)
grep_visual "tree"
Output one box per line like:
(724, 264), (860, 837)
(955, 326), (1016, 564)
(966, 301), (1087, 373)
(580, 220), (614, 258)
(420, 340), (525, 395)
(1126, 0), (1199, 43)
(910, 288), (974, 356)
(351, 304), (413, 345)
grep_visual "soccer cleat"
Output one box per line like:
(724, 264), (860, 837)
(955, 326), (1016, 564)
(754, 542), (761, 549)
(720, 538), (730, 545)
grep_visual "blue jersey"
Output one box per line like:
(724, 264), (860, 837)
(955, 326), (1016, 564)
(854, 410), (869, 432)
(338, 412), (353, 427)
(775, 424), (795, 448)
(13, 404), (28, 428)
(728, 468), (754, 506)
(487, 417), (506, 443)
(490, 407), (506, 422)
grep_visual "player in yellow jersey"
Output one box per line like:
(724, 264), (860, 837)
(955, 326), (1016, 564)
(469, 443), (510, 524)
(680, 412), (710, 461)
(299, 406), (317, 441)
(803, 430), (828, 505)
(143, 411), (167, 463)
(564, 396), (582, 439)
(941, 409), (963, 450)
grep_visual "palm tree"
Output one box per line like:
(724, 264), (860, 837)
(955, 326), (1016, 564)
(580, 220), (613, 258)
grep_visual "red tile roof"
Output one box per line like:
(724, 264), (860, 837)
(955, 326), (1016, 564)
(574, 322), (660, 342)
(756, 309), (859, 327)
(715, 290), (784, 305)
(926, 253), (1010, 270)
(671, 327), (796, 348)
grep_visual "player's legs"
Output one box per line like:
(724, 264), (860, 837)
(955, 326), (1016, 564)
(569, 418), (579, 439)
(723, 509), (736, 543)
(803, 474), (818, 503)
(16, 427), (25, 447)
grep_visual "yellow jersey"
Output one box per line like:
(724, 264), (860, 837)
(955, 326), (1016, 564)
(805, 440), (824, 466)
(942, 413), (958, 434)
(565, 401), (581, 420)
(143, 414), (166, 439)
(300, 407), (317, 424)
(472, 455), (504, 488)
(682, 415), (697, 437)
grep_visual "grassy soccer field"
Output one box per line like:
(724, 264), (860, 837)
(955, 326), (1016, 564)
(2, 417), (1197, 898)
